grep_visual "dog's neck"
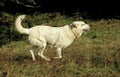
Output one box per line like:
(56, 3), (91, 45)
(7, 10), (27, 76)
(69, 26), (83, 38)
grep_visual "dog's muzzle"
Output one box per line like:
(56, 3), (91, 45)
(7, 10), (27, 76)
(83, 25), (90, 32)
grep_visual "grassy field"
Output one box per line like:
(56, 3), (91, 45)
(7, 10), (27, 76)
(0, 13), (120, 77)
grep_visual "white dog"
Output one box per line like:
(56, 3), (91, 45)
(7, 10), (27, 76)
(15, 15), (90, 61)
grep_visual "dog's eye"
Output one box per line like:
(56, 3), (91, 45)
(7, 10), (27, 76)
(81, 24), (85, 26)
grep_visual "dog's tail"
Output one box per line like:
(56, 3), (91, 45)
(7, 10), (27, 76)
(15, 15), (29, 34)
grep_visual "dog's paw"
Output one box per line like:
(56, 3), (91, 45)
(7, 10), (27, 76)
(45, 58), (51, 61)
(52, 56), (62, 60)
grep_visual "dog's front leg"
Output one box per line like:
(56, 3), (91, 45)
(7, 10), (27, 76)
(53, 48), (62, 59)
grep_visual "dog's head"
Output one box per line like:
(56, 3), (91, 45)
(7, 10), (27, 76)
(70, 21), (90, 37)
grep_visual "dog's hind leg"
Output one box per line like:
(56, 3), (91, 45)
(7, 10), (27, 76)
(29, 46), (36, 61)
(38, 42), (51, 61)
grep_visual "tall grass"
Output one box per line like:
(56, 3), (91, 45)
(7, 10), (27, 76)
(0, 14), (120, 77)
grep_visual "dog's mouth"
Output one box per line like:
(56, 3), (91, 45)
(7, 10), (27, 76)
(83, 29), (89, 32)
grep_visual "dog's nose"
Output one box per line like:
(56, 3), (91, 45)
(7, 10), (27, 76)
(87, 24), (90, 28)
(87, 25), (90, 31)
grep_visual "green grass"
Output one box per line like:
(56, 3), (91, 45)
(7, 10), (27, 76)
(0, 13), (120, 77)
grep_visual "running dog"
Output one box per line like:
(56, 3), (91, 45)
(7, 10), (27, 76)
(15, 15), (90, 61)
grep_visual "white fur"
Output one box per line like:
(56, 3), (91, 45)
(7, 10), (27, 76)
(15, 15), (90, 61)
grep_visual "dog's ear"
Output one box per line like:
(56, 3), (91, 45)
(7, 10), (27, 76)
(70, 23), (77, 29)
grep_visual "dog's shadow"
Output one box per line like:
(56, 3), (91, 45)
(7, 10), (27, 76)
(13, 54), (47, 63)
(13, 54), (63, 64)
(14, 55), (32, 62)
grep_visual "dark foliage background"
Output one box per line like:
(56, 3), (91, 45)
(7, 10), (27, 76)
(0, 0), (120, 19)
